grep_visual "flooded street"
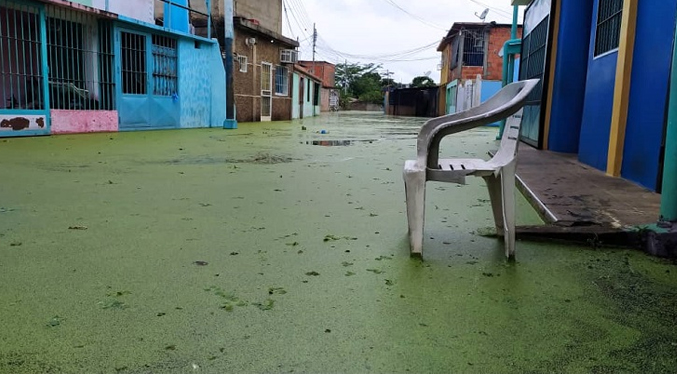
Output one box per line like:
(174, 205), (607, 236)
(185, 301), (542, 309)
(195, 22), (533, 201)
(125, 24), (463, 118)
(2, 111), (677, 373)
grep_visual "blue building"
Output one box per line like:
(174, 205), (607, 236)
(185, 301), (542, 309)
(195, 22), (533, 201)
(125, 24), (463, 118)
(0, 0), (227, 137)
(514, 0), (677, 192)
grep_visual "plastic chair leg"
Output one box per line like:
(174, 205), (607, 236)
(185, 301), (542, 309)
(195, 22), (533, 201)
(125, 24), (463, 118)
(500, 162), (517, 259)
(403, 166), (426, 257)
(483, 175), (505, 237)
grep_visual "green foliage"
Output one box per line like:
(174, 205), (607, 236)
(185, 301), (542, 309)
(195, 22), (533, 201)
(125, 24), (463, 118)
(335, 62), (389, 106)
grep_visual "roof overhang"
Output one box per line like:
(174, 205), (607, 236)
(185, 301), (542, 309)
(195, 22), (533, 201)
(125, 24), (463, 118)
(235, 17), (299, 48)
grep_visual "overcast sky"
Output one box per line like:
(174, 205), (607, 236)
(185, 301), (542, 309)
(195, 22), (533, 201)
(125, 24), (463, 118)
(281, 0), (524, 84)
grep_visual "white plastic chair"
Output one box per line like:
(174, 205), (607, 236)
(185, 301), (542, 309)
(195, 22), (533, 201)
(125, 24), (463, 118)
(403, 79), (539, 259)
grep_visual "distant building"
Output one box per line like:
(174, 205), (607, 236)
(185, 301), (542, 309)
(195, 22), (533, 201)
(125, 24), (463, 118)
(437, 22), (522, 116)
(190, 0), (301, 122)
(231, 17), (298, 122)
(298, 61), (337, 112)
(292, 64), (321, 119)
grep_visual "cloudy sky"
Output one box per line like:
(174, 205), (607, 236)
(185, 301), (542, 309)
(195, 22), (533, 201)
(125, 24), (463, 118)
(281, 0), (524, 84)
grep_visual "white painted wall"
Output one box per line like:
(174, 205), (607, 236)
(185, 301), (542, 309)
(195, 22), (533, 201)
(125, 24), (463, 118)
(92, 0), (155, 24)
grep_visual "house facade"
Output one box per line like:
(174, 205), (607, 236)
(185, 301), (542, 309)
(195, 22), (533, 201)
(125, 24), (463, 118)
(513, 0), (677, 192)
(231, 17), (298, 122)
(291, 64), (320, 119)
(437, 22), (522, 116)
(0, 0), (227, 137)
(190, 0), (301, 123)
(298, 60), (337, 112)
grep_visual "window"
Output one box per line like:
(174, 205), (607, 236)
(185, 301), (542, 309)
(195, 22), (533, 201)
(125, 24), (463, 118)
(0, 3), (44, 110)
(307, 79), (311, 101)
(462, 29), (485, 67)
(121, 32), (147, 95)
(450, 36), (460, 69)
(274, 66), (288, 95)
(151, 34), (178, 96)
(43, 6), (115, 110)
(594, 0), (623, 56)
(237, 55), (248, 72)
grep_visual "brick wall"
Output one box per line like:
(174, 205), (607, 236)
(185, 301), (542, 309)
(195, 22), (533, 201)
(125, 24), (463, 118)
(449, 26), (523, 82)
(299, 61), (335, 88)
(233, 27), (293, 122)
(485, 26), (523, 81)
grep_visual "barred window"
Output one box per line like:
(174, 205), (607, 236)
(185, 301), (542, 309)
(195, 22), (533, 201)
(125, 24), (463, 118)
(121, 32), (147, 95)
(594, 0), (623, 57)
(274, 66), (288, 96)
(151, 34), (177, 96)
(237, 55), (248, 72)
(462, 30), (485, 67)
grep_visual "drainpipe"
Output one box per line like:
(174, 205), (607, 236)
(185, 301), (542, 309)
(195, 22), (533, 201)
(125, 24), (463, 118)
(223, 0), (237, 128)
(660, 30), (677, 223)
(498, 5), (521, 139)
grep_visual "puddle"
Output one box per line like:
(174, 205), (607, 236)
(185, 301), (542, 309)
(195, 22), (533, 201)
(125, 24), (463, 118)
(304, 139), (377, 147)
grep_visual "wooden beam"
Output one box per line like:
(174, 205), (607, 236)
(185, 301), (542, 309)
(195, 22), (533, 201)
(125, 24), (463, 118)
(542, 0), (561, 151)
(606, 0), (639, 176)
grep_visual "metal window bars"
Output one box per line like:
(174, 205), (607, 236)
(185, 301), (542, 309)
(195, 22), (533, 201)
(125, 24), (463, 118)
(0, 0), (43, 110)
(152, 34), (178, 96)
(462, 29), (485, 67)
(45, 4), (115, 110)
(594, 0), (623, 56)
(121, 31), (147, 95)
(0, 1), (115, 111)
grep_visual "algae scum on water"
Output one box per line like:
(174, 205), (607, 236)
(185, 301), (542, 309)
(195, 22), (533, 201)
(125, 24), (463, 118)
(1, 113), (677, 373)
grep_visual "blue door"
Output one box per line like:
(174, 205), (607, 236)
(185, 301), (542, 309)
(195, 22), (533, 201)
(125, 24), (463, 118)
(116, 28), (179, 130)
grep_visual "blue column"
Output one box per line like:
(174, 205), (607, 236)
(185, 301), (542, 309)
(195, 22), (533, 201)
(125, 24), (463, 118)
(223, 0), (237, 128)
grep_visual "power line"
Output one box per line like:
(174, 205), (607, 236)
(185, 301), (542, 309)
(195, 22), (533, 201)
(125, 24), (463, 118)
(380, 0), (448, 31)
(467, 0), (514, 18)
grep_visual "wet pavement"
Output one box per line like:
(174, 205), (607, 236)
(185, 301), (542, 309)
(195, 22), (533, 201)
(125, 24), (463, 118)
(1, 111), (677, 373)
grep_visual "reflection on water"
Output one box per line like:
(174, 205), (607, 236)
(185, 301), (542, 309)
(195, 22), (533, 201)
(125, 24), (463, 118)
(306, 140), (353, 146)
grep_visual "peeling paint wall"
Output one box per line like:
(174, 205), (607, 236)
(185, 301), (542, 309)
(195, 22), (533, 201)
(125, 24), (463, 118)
(0, 115), (46, 132)
(179, 39), (212, 128)
(50, 110), (117, 134)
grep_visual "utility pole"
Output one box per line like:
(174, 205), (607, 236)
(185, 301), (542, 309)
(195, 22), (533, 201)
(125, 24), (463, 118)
(312, 23), (317, 75)
(222, 0), (237, 128)
(344, 59), (348, 94)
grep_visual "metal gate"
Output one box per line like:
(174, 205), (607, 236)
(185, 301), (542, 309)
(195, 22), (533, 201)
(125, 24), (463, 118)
(117, 28), (179, 130)
(261, 62), (272, 121)
(519, 0), (552, 148)
(0, 0), (49, 136)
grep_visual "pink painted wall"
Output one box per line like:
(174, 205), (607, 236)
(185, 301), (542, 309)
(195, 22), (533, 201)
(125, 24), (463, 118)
(50, 110), (118, 134)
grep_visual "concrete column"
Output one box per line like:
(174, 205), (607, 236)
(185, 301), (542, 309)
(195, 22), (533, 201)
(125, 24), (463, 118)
(223, 0), (237, 128)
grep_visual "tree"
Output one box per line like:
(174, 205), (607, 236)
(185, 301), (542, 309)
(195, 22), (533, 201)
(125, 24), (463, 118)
(411, 76), (437, 88)
(334, 62), (386, 106)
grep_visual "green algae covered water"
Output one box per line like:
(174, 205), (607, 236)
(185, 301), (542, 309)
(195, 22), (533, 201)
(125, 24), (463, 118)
(1, 112), (677, 373)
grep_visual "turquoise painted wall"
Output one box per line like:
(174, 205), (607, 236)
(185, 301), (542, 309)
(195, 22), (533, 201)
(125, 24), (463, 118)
(292, 73), (300, 119)
(210, 40), (226, 128)
(303, 78), (314, 118)
(179, 39), (225, 128)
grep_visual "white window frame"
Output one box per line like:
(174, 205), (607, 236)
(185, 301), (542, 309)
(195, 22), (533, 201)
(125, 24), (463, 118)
(274, 65), (289, 96)
(237, 55), (248, 73)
